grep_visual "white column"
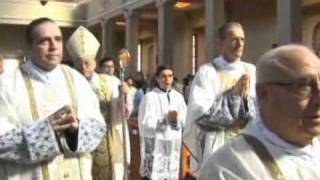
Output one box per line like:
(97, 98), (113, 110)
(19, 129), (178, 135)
(125, 9), (139, 75)
(277, 0), (302, 45)
(157, 0), (175, 67)
(205, 0), (225, 61)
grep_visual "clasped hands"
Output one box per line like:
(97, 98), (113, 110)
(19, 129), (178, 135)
(49, 105), (78, 135)
(232, 73), (250, 99)
(168, 110), (178, 128)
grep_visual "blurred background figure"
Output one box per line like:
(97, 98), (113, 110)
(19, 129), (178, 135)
(173, 77), (183, 94)
(125, 76), (137, 117)
(133, 71), (147, 110)
(99, 57), (121, 87)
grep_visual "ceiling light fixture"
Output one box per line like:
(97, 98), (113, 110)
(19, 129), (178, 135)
(115, 21), (126, 26)
(40, 0), (49, 6)
(175, 0), (192, 9)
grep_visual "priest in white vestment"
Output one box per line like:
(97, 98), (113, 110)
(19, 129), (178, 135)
(0, 17), (106, 180)
(200, 45), (320, 180)
(183, 22), (257, 176)
(66, 26), (130, 180)
(138, 65), (187, 180)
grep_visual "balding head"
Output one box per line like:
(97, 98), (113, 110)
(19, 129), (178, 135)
(256, 44), (320, 146)
(256, 45), (320, 84)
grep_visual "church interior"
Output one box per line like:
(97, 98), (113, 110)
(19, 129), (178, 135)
(1, 0), (320, 179)
(2, 0), (320, 80)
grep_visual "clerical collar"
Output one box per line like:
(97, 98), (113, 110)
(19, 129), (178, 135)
(22, 60), (61, 83)
(255, 114), (317, 157)
(157, 86), (171, 93)
(215, 55), (242, 70)
(221, 55), (241, 63)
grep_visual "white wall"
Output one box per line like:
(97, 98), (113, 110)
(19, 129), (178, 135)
(0, 0), (86, 27)
(0, 25), (26, 56)
(186, 0), (277, 67)
(87, 0), (123, 25)
(302, 5), (320, 49)
(173, 12), (193, 80)
(226, 0), (277, 63)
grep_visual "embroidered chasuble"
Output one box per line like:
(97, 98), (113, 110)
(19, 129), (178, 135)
(0, 61), (106, 180)
(89, 73), (128, 180)
(184, 56), (256, 175)
(215, 66), (249, 139)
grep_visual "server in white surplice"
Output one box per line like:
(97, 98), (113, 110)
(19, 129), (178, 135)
(138, 65), (187, 180)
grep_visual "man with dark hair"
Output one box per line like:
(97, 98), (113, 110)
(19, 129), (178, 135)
(138, 65), (187, 180)
(184, 22), (256, 176)
(99, 57), (115, 75)
(200, 44), (320, 180)
(25, 17), (55, 45)
(0, 17), (106, 180)
(99, 57), (121, 88)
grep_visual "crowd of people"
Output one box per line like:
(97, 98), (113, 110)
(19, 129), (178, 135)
(0, 17), (320, 180)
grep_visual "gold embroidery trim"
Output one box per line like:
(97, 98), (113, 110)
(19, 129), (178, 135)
(61, 66), (78, 117)
(20, 68), (50, 180)
(242, 134), (286, 180)
(61, 65), (84, 180)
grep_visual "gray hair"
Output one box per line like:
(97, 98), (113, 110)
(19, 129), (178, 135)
(218, 22), (243, 40)
(256, 44), (317, 84)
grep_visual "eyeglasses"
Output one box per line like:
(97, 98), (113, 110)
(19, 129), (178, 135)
(267, 80), (320, 100)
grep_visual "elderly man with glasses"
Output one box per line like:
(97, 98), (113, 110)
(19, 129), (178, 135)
(200, 44), (320, 180)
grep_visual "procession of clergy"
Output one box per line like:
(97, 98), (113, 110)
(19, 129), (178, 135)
(0, 16), (320, 180)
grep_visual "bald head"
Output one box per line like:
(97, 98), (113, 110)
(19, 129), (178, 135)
(256, 45), (320, 84)
(256, 45), (320, 146)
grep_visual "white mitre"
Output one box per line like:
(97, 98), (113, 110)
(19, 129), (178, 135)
(66, 26), (101, 61)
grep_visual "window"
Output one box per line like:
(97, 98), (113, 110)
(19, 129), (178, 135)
(192, 33), (198, 75)
(137, 43), (142, 72)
